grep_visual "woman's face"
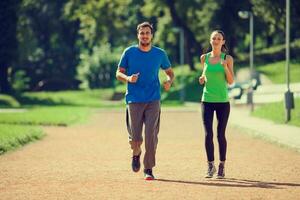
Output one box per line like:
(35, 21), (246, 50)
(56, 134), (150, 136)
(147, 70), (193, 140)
(210, 32), (225, 49)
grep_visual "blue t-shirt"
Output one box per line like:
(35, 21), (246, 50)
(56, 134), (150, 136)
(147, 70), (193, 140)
(118, 45), (171, 104)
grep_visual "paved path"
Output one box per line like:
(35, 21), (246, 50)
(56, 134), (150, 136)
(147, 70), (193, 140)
(233, 82), (300, 104)
(230, 105), (300, 152)
(1, 109), (300, 199)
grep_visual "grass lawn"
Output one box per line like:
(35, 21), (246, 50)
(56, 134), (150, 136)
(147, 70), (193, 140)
(252, 98), (300, 127)
(0, 124), (44, 154)
(0, 106), (91, 126)
(18, 89), (121, 107)
(0, 89), (121, 154)
(256, 60), (300, 84)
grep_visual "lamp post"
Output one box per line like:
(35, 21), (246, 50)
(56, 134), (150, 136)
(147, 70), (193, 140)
(238, 11), (254, 111)
(285, 0), (294, 122)
(173, 27), (185, 103)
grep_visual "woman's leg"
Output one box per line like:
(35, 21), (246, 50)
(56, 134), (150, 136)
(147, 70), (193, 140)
(201, 102), (215, 162)
(215, 102), (230, 162)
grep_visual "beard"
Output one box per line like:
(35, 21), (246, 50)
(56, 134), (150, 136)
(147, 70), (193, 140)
(139, 40), (151, 47)
(140, 42), (151, 47)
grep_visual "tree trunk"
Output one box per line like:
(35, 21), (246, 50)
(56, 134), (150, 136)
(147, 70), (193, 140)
(0, 64), (11, 93)
(165, 0), (202, 71)
(0, 0), (18, 94)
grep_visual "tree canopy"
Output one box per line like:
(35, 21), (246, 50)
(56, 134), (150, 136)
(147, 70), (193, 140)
(0, 0), (299, 92)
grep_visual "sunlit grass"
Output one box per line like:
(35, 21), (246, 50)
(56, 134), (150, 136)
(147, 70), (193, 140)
(0, 106), (91, 126)
(0, 124), (44, 154)
(252, 98), (300, 127)
(256, 60), (300, 83)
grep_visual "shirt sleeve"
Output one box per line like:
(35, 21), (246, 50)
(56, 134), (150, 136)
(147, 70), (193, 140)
(118, 49), (129, 69)
(161, 50), (171, 70)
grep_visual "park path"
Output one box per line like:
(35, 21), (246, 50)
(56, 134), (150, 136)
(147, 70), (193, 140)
(0, 109), (300, 200)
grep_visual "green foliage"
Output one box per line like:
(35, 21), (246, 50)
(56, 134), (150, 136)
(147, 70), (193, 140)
(0, 94), (20, 107)
(11, 70), (30, 92)
(16, 0), (80, 90)
(0, 124), (44, 154)
(252, 98), (300, 127)
(159, 64), (203, 103)
(77, 43), (120, 89)
(251, 0), (300, 39)
(2, 0), (299, 94)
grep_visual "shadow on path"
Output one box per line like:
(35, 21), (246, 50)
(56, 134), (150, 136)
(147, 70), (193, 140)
(155, 178), (300, 189)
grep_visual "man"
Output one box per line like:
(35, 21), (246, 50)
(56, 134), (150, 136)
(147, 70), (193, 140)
(116, 22), (174, 180)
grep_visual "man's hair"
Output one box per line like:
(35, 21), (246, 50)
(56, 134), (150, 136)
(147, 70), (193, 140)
(137, 22), (153, 34)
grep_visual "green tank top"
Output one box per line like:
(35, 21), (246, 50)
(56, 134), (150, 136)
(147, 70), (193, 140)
(201, 52), (229, 102)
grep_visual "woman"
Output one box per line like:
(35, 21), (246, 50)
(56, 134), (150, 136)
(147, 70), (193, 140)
(199, 30), (234, 178)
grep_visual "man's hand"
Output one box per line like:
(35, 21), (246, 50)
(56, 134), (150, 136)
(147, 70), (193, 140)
(127, 73), (140, 83)
(163, 80), (172, 91)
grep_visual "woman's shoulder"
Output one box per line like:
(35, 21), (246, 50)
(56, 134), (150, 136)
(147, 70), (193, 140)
(224, 54), (233, 61)
(200, 53), (209, 62)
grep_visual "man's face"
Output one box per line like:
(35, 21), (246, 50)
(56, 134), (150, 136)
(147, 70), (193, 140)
(137, 27), (153, 47)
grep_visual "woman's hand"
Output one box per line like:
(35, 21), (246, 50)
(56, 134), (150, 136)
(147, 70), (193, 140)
(221, 59), (228, 70)
(199, 75), (206, 85)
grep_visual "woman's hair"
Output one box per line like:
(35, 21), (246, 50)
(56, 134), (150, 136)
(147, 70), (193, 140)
(205, 30), (229, 53)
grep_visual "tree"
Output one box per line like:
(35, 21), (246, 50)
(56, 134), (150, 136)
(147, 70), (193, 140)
(251, 0), (300, 44)
(17, 0), (81, 90)
(210, 0), (252, 56)
(0, 0), (19, 93)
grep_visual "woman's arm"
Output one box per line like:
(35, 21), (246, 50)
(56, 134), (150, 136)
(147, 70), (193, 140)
(199, 54), (206, 85)
(222, 55), (234, 85)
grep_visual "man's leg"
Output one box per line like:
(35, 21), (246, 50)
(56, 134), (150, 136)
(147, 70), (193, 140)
(143, 101), (160, 171)
(126, 103), (145, 172)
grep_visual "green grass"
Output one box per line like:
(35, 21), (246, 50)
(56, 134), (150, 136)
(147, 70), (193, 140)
(0, 89), (122, 155)
(0, 124), (44, 154)
(256, 60), (300, 83)
(252, 98), (300, 127)
(0, 106), (90, 126)
(17, 89), (119, 107)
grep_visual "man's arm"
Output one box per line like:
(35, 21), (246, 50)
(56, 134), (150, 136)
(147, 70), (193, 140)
(116, 67), (139, 83)
(163, 67), (175, 91)
(116, 67), (129, 83)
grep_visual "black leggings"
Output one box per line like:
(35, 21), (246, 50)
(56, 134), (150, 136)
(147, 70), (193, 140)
(201, 102), (230, 162)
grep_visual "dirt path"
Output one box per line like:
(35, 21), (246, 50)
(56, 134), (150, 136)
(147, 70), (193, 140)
(1, 110), (300, 200)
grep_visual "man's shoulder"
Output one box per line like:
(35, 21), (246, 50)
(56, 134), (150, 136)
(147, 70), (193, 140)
(152, 45), (166, 52)
(124, 45), (138, 53)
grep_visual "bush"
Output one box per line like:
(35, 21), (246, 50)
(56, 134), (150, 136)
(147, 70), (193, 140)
(77, 43), (121, 89)
(0, 94), (20, 108)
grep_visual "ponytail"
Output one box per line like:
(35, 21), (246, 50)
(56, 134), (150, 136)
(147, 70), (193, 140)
(221, 44), (228, 53)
